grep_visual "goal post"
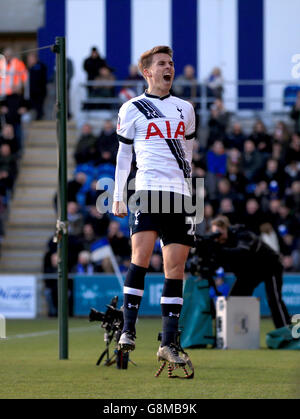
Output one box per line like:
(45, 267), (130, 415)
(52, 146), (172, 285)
(53, 36), (69, 360)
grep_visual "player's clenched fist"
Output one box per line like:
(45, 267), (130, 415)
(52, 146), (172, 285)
(112, 201), (128, 218)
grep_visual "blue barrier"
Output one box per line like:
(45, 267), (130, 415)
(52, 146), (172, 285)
(73, 273), (300, 317)
(74, 274), (165, 316)
(223, 274), (300, 316)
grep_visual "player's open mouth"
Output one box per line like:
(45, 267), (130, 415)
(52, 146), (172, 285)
(163, 74), (171, 82)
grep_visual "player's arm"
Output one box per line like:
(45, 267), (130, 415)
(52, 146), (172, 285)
(113, 102), (135, 218)
(185, 102), (196, 167)
(113, 141), (133, 217)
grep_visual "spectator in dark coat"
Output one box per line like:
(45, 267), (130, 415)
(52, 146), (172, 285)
(285, 180), (300, 215)
(277, 203), (300, 235)
(241, 140), (265, 183)
(0, 86), (29, 149)
(242, 198), (266, 234)
(248, 120), (272, 153)
(74, 124), (97, 164)
(261, 159), (284, 196)
(215, 177), (242, 210)
(107, 220), (131, 261)
(219, 197), (238, 225)
(290, 91), (300, 134)
(0, 143), (17, 193)
(95, 120), (118, 165)
(83, 47), (109, 97)
(224, 122), (246, 151)
(26, 52), (47, 120)
(53, 172), (87, 212)
(284, 161), (300, 188)
(78, 223), (99, 251)
(0, 86), (28, 126)
(0, 124), (19, 154)
(67, 172), (87, 202)
(84, 205), (110, 238)
(207, 99), (230, 147)
(226, 163), (247, 195)
(271, 141), (286, 167)
(83, 47), (108, 81)
(285, 133), (300, 164)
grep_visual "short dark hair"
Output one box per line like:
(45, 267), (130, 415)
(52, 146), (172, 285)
(138, 46), (173, 77)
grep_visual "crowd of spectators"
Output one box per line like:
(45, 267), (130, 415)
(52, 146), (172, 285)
(82, 46), (116, 111)
(41, 48), (300, 315)
(0, 47), (51, 241)
(81, 49), (224, 116)
(1, 44), (300, 315)
(195, 96), (300, 274)
(43, 120), (128, 315)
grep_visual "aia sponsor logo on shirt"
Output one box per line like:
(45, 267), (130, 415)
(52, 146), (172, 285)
(145, 121), (185, 139)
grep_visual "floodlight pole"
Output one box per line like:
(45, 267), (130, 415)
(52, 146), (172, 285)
(54, 36), (69, 360)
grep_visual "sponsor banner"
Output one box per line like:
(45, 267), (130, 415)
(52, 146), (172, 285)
(281, 274), (300, 315)
(74, 274), (300, 317)
(74, 274), (165, 316)
(0, 275), (37, 319)
(224, 274), (300, 316)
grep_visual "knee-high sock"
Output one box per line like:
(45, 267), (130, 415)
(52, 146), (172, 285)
(122, 263), (147, 334)
(160, 278), (183, 346)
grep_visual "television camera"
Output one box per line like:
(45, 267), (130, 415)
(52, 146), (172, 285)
(89, 296), (136, 369)
(187, 231), (222, 281)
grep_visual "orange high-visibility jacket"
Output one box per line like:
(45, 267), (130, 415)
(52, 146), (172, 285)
(0, 57), (28, 96)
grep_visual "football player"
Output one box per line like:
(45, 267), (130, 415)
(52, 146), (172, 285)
(113, 46), (196, 366)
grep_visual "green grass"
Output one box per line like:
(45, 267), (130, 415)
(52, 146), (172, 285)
(0, 318), (299, 399)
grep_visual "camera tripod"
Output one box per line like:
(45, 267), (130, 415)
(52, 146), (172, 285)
(96, 327), (137, 369)
(89, 300), (136, 370)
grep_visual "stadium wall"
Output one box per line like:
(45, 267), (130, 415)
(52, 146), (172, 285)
(37, 0), (300, 117)
(72, 274), (300, 318)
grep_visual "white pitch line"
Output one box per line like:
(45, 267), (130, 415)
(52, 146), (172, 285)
(2, 325), (99, 341)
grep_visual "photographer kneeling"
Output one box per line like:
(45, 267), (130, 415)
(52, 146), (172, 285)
(209, 215), (290, 329)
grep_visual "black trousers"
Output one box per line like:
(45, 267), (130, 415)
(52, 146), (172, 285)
(230, 264), (290, 329)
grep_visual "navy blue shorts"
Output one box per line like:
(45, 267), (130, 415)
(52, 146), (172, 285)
(129, 191), (195, 247)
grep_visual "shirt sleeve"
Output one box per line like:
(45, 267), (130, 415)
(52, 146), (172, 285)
(185, 102), (196, 140)
(185, 102), (196, 166)
(113, 142), (133, 201)
(117, 102), (136, 144)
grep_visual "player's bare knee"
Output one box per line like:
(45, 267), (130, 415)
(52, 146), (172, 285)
(164, 263), (185, 279)
(131, 252), (150, 269)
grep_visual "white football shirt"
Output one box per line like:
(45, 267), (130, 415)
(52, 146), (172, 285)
(115, 91), (195, 198)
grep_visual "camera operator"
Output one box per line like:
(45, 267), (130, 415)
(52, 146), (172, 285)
(209, 215), (290, 329)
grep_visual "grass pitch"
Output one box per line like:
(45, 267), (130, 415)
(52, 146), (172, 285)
(0, 318), (299, 399)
